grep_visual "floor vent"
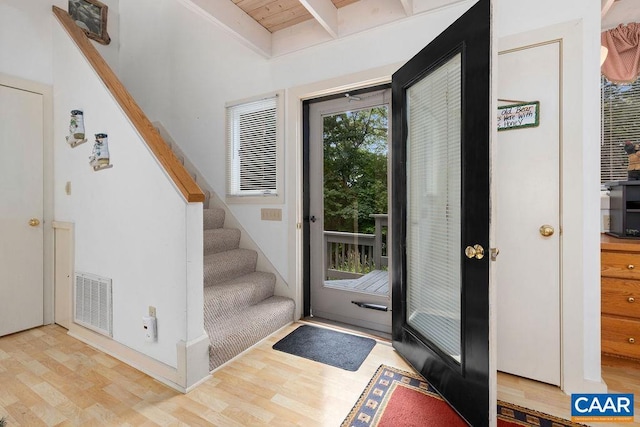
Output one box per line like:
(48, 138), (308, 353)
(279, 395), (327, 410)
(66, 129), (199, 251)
(74, 272), (113, 337)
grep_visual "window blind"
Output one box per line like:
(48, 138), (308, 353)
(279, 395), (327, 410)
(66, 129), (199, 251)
(227, 96), (278, 196)
(601, 77), (640, 185)
(406, 53), (462, 362)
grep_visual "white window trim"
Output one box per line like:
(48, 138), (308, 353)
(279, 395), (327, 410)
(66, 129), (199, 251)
(225, 91), (284, 204)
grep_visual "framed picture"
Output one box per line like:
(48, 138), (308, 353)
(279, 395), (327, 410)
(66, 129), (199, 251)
(68, 0), (110, 45)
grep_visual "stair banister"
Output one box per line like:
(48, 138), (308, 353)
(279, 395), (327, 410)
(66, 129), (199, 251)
(52, 6), (204, 203)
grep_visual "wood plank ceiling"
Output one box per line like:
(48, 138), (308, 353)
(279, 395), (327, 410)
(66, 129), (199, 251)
(231, 0), (360, 33)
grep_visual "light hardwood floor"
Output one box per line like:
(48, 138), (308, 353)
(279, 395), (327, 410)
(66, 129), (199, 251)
(1, 323), (638, 426)
(498, 355), (640, 426)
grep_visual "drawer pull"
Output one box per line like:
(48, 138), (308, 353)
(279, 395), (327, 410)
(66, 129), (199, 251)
(630, 338), (636, 344)
(628, 264), (635, 270)
(629, 297), (636, 303)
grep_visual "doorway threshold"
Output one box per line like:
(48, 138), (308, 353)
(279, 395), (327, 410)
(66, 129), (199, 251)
(301, 316), (392, 342)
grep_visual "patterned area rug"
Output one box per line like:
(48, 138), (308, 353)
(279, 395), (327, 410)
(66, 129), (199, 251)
(342, 365), (586, 427)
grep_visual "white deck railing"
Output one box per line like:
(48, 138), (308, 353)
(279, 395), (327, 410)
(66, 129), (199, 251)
(324, 214), (388, 280)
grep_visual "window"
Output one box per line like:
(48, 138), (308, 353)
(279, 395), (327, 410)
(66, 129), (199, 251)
(226, 93), (282, 201)
(601, 76), (640, 185)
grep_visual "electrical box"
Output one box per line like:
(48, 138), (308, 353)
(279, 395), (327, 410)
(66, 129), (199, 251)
(143, 315), (157, 342)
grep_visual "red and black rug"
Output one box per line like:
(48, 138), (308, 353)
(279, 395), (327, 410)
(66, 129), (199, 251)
(342, 365), (586, 427)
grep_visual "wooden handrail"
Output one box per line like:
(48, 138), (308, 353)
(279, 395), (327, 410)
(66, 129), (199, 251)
(52, 6), (205, 203)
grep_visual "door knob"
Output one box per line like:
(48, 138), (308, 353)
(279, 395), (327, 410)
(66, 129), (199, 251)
(29, 218), (40, 227)
(539, 224), (554, 237)
(465, 244), (484, 260)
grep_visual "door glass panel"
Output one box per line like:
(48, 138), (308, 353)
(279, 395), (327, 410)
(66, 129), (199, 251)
(406, 53), (462, 362)
(323, 105), (389, 296)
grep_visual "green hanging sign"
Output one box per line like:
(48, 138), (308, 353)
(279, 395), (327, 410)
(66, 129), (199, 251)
(497, 101), (540, 131)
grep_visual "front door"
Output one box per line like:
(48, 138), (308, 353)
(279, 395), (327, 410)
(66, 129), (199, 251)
(308, 89), (392, 334)
(497, 39), (561, 386)
(391, 0), (491, 425)
(0, 84), (44, 337)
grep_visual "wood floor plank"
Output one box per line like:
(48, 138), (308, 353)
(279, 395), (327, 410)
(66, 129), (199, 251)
(1, 323), (638, 426)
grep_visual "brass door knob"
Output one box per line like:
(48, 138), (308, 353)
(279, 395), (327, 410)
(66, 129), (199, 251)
(629, 338), (636, 344)
(29, 218), (40, 227)
(465, 244), (484, 260)
(539, 225), (554, 237)
(629, 297), (636, 303)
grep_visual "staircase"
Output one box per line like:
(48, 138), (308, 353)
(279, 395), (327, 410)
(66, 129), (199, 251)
(203, 207), (294, 369)
(155, 124), (295, 371)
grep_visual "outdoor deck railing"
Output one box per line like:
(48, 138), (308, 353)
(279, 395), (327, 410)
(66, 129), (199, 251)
(324, 214), (388, 280)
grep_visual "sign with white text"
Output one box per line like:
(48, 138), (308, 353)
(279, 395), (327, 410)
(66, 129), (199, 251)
(571, 393), (634, 422)
(497, 101), (540, 131)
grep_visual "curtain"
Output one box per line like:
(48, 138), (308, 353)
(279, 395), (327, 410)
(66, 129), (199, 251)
(602, 23), (640, 84)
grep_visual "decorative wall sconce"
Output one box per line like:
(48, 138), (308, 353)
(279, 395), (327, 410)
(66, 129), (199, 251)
(90, 133), (113, 171)
(66, 110), (87, 147)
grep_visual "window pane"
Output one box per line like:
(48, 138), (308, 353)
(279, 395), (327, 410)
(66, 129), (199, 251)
(226, 96), (278, 196)
(406, 53), (462, 363)
(602, 77), (640, 184)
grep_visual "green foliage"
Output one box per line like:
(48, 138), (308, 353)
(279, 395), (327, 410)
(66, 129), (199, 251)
(323, 106), (388, 234)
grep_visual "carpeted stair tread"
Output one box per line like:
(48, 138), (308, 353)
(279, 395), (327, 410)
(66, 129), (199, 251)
(203, 272), (276, 318)
(204, 248), (257, 286)
(206, 296), (295, 369)
(204, 228), (241, 255)
(204, 208), (225, 230)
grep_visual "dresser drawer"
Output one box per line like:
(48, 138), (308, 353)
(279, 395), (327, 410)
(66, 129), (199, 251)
(602, 316), (640, 360)
(601, 251), (640, 280)
(601, 278), (640, 318)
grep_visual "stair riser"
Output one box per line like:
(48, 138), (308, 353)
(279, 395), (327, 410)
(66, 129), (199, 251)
(204, 274), (276, 319)
(206, 297), (295, 370)
(204, 208), (225, 230)
(204, 229), (241, 255)
(204, 251), (257, 286)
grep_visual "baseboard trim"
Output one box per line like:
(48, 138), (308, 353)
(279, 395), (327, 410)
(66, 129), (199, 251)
(68, 323), (187, 392)
(177, 333), (211, 390)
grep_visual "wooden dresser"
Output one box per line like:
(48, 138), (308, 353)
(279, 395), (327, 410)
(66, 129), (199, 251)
(601, 234), (640, 360)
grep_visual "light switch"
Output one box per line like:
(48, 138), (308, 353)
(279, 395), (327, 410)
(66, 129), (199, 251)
(261, 208), (282, 221)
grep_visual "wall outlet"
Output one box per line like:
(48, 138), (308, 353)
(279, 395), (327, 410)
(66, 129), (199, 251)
(148, 306), (156, 317)
(143, 316), (157, 342)
(261, 208), (282, 221)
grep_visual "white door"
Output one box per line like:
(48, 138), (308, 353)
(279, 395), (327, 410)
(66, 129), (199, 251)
(308, 89), (392, 334)
(0, 84), (44, 337)
(497, 41), (561, 385)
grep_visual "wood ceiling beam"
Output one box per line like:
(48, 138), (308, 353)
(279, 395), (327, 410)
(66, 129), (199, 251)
(399, 0), (413, 16)
(299, 0), (339, 38)
(176, 0), (272, 57)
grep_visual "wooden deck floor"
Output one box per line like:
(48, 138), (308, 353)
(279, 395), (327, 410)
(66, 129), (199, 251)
(325, 269), (388, 295)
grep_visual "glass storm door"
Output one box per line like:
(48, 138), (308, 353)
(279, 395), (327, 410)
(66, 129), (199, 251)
(307, 89), (392, 334)
(391, 0), (491, 425)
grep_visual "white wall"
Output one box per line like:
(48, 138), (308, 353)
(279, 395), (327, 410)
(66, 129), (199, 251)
(120, 0), (601, 393)
(498, 0), (603, 391)
(118, 0), (478, 293)
(0, 0), (120, 85)
(52, 20), (205, 374)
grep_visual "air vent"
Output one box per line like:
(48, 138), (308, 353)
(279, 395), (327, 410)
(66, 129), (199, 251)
(74, 272), (113, 337)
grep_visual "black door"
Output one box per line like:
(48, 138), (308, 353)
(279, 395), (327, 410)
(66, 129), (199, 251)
(391, 0), (490, 426)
